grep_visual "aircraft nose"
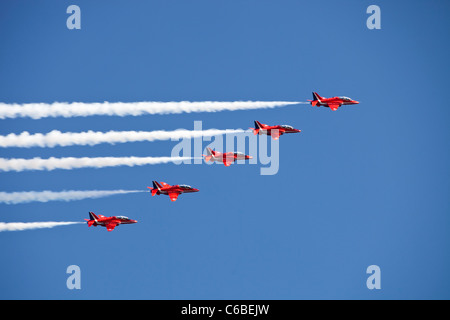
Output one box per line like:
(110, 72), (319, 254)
(354, 100), (360, 104)
(246, 155), (253, 159)
(193, 188), (199, 192)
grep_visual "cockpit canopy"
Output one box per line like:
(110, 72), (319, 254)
(179, 184), (192, 189)
(338, 96), (352, 101)
(234, 152), (245, 155)
(115, 216), (129, 220)
(280, 125), (294, 129)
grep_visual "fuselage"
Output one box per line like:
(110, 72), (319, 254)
(316, 97), (359, 106)
(158, 185), (199, 194)
(257, 125), (301, 135)
(310, 92), (359, 110)
(85, 212), (137, 231)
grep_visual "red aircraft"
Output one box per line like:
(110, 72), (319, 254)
(308, 92), (359, 111)
(84, 211), (137, 232)
(250, 120), (301, 140)
(148, 181), (199, 202)
(203, 147), (253, 167)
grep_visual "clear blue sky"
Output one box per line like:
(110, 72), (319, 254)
(0, 0), (449, 299)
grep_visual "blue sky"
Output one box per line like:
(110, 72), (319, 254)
(0, 0), (449, 299)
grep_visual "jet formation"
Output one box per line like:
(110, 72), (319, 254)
(86, 93), (359, 231)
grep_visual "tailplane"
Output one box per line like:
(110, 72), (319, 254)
(149, 181), (162, 196)
(86, 220), (95, 227)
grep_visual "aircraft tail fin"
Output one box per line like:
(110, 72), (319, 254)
(311, 92), (323, 106)
(86, 219), (95, 227)
(254, 120), (263, 129)
(89, 211), (98, 220)
(203, 148), (214, 162)
(312, 92), (323, 101)
(152, 181), (162, 190)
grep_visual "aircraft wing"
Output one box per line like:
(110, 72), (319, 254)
(223, 155), (236, 167)
(271, 130), (283, 140)
(105, 223), (117, 232)
(328, 103), (341, 111)
(160, 182), (171, 187)
(169, 193), (179, 202)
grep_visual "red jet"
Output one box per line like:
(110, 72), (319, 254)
(203, 147), (253, 167)
(308, 92), (359, 111)
(250, 120), (301, 140)
(148, 181), (199, 202)
(85, 211), (137, 232)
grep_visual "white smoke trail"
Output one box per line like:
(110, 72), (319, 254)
(0, 156), (191, 172)
(0, 129), (244, 148)
(0, 221), (83, 232)
(0, 101), (301, 119)
(0, 190), (145, 204)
